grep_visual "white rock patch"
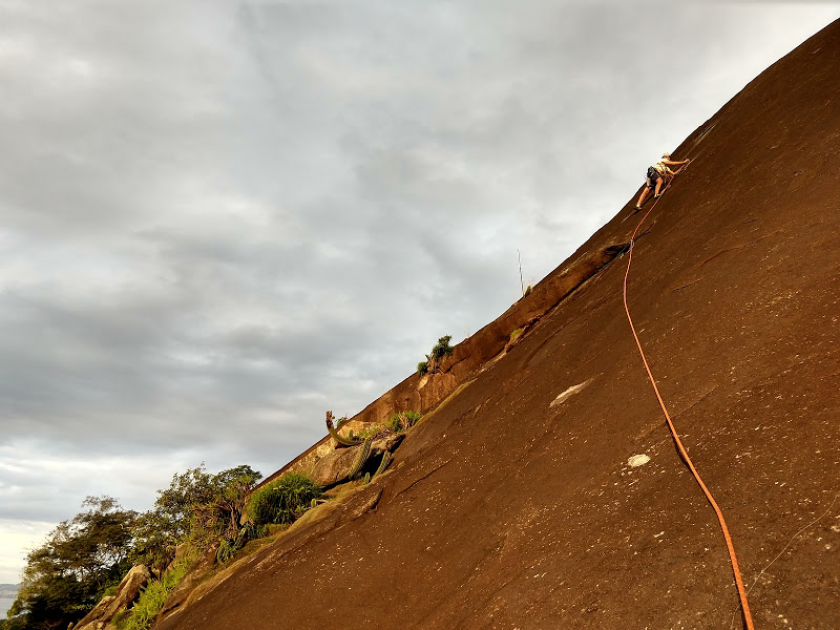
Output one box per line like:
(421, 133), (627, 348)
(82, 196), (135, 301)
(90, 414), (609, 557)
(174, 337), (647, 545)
(628, 454), (651, 468)
(550, 378), (595, 408)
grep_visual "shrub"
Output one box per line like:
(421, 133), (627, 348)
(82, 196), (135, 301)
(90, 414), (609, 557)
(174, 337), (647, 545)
(524, 285), (532, 297)
(509, 328), (524, 343)
(417, 335), (455, 376)
(429, 336), (454, 361)
(387, 411), (422, 432)
(247, 474), (322, 526)
(418, 335), (454, 376)
(215, 540), (237, 564)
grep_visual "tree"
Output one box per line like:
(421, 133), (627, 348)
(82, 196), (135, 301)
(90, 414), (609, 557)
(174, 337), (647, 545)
(8, 496), (137, 630)
(6, 465), (263, 629)
(132, 464), (262, 570)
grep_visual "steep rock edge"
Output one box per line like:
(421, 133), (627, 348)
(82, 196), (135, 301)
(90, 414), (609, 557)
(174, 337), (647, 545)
(159, 21), (840, 630)
(259, 241), (630, 487)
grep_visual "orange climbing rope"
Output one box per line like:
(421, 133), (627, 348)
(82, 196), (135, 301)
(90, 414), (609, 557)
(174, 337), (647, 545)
(622, 176), (756, 630)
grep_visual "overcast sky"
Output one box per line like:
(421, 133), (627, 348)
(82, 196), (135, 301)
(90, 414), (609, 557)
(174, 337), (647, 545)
(0, 1), (837, 586)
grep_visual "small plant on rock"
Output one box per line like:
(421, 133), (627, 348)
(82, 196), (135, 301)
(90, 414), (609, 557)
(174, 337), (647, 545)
(430, 335), (454, 361)
(355, 423), (387, 440)
(387, 411), (422, 432)
(419, 335), (454, 375)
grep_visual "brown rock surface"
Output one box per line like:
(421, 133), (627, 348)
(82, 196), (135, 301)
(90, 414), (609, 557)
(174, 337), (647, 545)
(369, 432), (404, 457)
(157, 547), (217, 623)
(76, 565), (149, 630)
(102, 565), (149, 621)
(310, 433), (404, 486)
(309, 446), (360, 486)
(73, 596), (115, 630)
(158, 21), (840, 630)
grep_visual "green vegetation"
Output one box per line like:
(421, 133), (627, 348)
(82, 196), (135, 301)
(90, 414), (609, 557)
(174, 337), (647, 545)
(247, 473), (322, 526)
(133, 464), (261, 570)
(418, 335), (455, 375)
(387, 411), (422, 432)
(6, 496), (138, 630)
(353, 424), (382, 440)
(509, 327), (524, 343)
(114, 557), (193, 630)
(429, 335), (454, 362)
(4, 464), (261, 630)
(524, 285), (532, 297)
(215, 540), (238, 565)
(3, 423), (411, 630)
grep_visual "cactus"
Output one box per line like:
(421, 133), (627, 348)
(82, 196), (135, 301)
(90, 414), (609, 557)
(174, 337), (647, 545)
(348, 439), (372, 479)
(373, 451), (391, 478)
(326, 411), (363, 447)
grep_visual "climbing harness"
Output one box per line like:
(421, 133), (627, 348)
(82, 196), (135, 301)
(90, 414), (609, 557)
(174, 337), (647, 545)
(622, 171), (756, 630)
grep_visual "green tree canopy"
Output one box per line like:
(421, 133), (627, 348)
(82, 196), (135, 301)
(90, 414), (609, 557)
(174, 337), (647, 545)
(9, 496), (137, 630)
(132, 464), (262, 570)
(6, 464), (262, 629)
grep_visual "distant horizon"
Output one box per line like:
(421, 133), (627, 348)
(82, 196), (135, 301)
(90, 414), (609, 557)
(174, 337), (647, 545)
(0, 584), (18, 617)
(1, 596), (16, 618)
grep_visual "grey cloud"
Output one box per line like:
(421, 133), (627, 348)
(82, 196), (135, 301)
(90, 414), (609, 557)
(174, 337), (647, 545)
(0, 0), (836, 583)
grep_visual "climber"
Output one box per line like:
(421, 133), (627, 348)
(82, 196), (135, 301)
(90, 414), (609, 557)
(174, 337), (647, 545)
(634, 152), (690, 212)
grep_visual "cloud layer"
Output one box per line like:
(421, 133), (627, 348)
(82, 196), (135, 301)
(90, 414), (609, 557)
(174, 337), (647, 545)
(0, 1), (837, 582)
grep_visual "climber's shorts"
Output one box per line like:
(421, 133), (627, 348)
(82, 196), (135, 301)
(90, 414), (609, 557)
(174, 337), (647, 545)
(645, 167), (662, 189)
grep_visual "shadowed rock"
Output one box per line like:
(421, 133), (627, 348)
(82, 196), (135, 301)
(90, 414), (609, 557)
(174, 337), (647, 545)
(311, 433), (405, 486)
(75, 565), (149, 630)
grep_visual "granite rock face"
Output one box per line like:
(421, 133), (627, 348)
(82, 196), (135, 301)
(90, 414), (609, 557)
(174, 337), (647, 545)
(310, 432), (405, 486)
(310, 447), (359, 486)
(156, 21), (840, 630)
(75, 565), (150, 630)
